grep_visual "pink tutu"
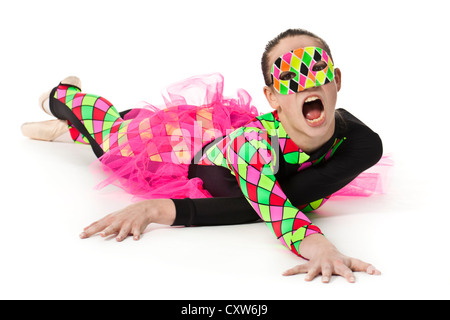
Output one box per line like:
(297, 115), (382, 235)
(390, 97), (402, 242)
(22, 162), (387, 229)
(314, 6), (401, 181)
(333, 154), (393, 197)
(94, 73), (259, 199)
(93, 73), (391, 200)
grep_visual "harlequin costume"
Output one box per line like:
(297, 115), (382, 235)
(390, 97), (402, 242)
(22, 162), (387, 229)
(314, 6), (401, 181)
(39, 47), (388, 258)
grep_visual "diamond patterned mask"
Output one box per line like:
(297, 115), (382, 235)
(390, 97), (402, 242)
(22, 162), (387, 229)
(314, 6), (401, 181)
(271, 47), (334, 95)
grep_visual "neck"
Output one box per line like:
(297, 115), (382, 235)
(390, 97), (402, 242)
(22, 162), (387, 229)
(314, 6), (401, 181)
(278, 113), (335, 154)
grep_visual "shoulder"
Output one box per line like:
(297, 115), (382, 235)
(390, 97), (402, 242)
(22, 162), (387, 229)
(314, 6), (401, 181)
(336, 108), (380, 138)
(336, 108), (370, 131)
(335, 108), (383, 163)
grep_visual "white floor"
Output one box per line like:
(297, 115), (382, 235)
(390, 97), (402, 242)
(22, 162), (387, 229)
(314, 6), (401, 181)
(1, 0), (449, 300)
(2, 137), (448, 300)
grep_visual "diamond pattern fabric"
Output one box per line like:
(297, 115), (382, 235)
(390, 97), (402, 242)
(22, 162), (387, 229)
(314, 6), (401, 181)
(201, 111), (345, 257)
(54, 84), (127, 152)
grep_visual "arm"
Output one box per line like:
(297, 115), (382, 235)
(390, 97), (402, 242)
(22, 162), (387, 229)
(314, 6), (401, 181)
(172, 197), (259, 226)
(282, 111), (384, 281)
(282, 123), (383, 206)
(199, 116), (382, 282)
(171, 109), (383, 226)
(211, 126), (322, 258)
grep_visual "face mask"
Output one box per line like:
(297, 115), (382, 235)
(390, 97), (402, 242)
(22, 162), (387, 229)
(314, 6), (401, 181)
(271, 46), (334, 95)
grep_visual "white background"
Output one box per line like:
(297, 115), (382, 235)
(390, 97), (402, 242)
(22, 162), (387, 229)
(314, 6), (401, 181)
(1, 0), (449, 300)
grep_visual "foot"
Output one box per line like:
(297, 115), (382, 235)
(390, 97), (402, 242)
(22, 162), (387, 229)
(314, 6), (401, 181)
(21, 119), (71, 142)
(40, 76), (82, 116)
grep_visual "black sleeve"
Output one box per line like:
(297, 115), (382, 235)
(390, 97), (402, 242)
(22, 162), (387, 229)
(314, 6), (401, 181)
(172, 197), (259, 226)
(171, 164), (261, 226)
(171, 109), (383, 227)
(281, 109), (383, 206)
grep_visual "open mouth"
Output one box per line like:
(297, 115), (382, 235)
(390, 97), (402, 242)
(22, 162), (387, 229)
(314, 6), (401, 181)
(302, 96), (325, 127)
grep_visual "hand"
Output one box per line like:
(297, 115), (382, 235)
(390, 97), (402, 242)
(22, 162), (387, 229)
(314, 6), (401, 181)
(282, 234), (381, 283)
(79, 199), (176, 241)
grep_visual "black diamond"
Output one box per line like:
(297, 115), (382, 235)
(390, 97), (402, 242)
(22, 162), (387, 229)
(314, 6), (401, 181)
(300, 62), (309, 76)
(274, 58), (282, 69)
(313, 50), (322, 62)
(289, 80), (299, 92)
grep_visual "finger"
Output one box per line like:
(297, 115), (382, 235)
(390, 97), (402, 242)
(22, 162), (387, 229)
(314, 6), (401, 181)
(80, 221), (107, 238)
(100, 224), (118, 238)
(321, 264), (333, 283)
(304, 267), (320, 282)
(350, 258), (381, 275)
(366, 264), (381, 275)
(282, 263), (310, 276)
(131, 225), (142, 241)
(116, 224), (132, 242)
(83, 221), (97, 231)
(334, 260), (355, 283)
(349, 258), (370, 272)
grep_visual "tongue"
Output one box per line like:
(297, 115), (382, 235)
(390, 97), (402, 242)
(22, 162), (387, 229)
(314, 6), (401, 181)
(303, 101), (322, 120)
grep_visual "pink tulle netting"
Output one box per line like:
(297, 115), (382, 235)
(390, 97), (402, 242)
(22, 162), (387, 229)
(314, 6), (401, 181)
(92, 73), (259, 199)
(333, 154), (394, 197)
(90, 73), (393, 201)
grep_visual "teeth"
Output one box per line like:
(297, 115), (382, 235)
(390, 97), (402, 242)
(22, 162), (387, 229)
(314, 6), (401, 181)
(305, 96), (319, 103)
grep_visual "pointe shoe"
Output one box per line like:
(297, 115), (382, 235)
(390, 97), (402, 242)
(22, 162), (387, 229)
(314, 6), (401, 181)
(39, 76), (82, 116)
(21, 119), (70, 142)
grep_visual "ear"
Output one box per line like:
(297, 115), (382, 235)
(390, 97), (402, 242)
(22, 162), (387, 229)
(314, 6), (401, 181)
(334, 67), (342, 92)
(263, 86), (280, 110)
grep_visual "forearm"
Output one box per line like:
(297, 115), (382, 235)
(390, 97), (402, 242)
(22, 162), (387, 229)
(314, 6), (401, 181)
(280, 135), (383, 206)
(281, 165), (358, 207)
(222, 129), (322, 257)
(171, 197), (259, 226)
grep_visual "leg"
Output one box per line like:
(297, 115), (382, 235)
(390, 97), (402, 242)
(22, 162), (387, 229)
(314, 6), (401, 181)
(48, 81), (132, 158)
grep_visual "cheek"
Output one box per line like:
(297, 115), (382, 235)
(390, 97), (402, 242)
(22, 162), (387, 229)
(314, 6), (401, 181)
(324, 87), (338, 111)
(278, 95), (301, 112)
